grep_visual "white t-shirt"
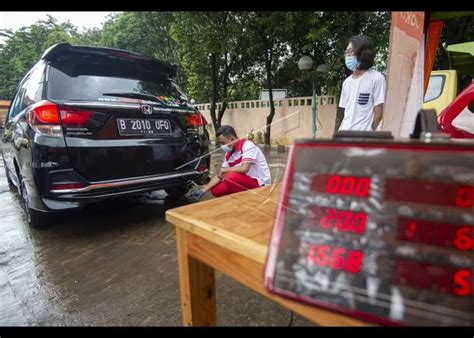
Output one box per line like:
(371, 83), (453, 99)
(222, 140), (272, 186)
(338, 68), (386, 131)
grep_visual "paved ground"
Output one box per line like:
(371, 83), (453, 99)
(0, 146), (315, 326)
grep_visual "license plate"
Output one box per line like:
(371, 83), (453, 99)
(117, 118), (172, 136)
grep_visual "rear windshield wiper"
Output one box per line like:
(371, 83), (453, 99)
(102, 92), (166, 105)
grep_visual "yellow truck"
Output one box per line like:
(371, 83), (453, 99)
(423, 41), (474, 115)
(423, 69), (458, 114)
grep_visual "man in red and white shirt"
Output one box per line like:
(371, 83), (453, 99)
(191, 125), (271, 200)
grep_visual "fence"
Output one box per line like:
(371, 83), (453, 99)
(197, 96), (338, 145)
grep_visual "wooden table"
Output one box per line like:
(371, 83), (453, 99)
(165, 184), (371, 326)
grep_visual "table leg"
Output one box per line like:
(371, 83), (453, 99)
(175, 227), (216, 326)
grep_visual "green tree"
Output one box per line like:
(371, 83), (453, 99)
(101, 12), (177, 63)
(245, 12), (390, 101)
(0, 16), (79, 99)
(101, 12), (185, 87)
(243, 11), (292, 145)
(171, 12), (254, 133)
(434, 15), (474, 92)
(72, 27), (103, 46)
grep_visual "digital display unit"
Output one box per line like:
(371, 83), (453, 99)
(264, 140), (474, 326)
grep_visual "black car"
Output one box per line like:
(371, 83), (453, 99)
(2, 43), (210, 227)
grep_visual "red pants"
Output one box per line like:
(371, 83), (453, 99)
(211, 172), (260, 197)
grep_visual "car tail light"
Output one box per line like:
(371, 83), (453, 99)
(59, 106), (93, 125)
(187, 112), (206, 134)
(28, 102), (94, 136)
(50, 183), (87, 192)
(28, 100), (62, 136)
(187, 112), (204, 127)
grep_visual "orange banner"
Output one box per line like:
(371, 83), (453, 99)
(382, 11), (426, 137)
(391, 12), (425, 41)
(424, 20), (444, 94)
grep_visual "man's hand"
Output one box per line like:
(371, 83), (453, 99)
(189, 189), (205, 201)
(218, 167), (228, 178)
(201, 175), (224, 193)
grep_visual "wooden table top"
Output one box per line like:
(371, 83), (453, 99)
(166, 184), (372, 326)
(166, 184), (282, 265)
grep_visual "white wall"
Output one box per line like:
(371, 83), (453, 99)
(197, 96), (338, 145)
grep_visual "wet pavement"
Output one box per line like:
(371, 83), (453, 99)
(0, 146), (314, 326)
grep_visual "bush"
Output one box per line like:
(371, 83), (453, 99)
(247, 129), (255, 141)
(256, 131), (264, 144)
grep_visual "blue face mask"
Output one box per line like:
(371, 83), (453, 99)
(345, 56), (360, 71)
(221, 144), (231, 152)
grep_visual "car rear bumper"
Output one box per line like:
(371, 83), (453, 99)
(38, 169), (209, 211)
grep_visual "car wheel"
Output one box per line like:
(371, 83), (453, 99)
(165, 184), (190, 198)
(19, 174), (49, 228)
(4, 163), (16, 192)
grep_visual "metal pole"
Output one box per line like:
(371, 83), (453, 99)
(312, 71), (317, 139)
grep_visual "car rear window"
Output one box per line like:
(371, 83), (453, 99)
(47, 60), (187, 102)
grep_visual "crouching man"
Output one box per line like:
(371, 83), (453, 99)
(191, 125), (271, 200)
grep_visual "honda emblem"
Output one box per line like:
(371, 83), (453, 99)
(141, 105), (152, 115)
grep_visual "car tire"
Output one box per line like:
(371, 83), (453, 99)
(165, 184), (190, 198)
(18, 173), (49, 228)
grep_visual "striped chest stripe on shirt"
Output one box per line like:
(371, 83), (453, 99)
(357, 92), (370, 105)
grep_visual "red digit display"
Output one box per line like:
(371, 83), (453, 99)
(266, 141), (474, 326)
(456, 186), (474, 208)
(307, 244), (364, 274)
(454, 227), (474, 250)
(394, 259), (472, 297)
(385, 178), (474, 209)
(329, 247), (346, 270)
(312, 175), (371, 198)
(453, 270), (473, 296)
(307, 206), (367, 234)
(345, 250), (364, 274)
(397, 217), (473, 251)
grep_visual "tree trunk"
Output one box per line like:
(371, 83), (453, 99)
(217, 102), (227, 127)
(209, 53), (220, 135)
(248, 19), (275, 145)
(217, 49), (237, 128)
(264, 51), (275, 145)
(217, 53), (229, 127)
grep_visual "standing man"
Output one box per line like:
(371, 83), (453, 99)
(338, 35), (386, 131)
(190, 125), (271, 200)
